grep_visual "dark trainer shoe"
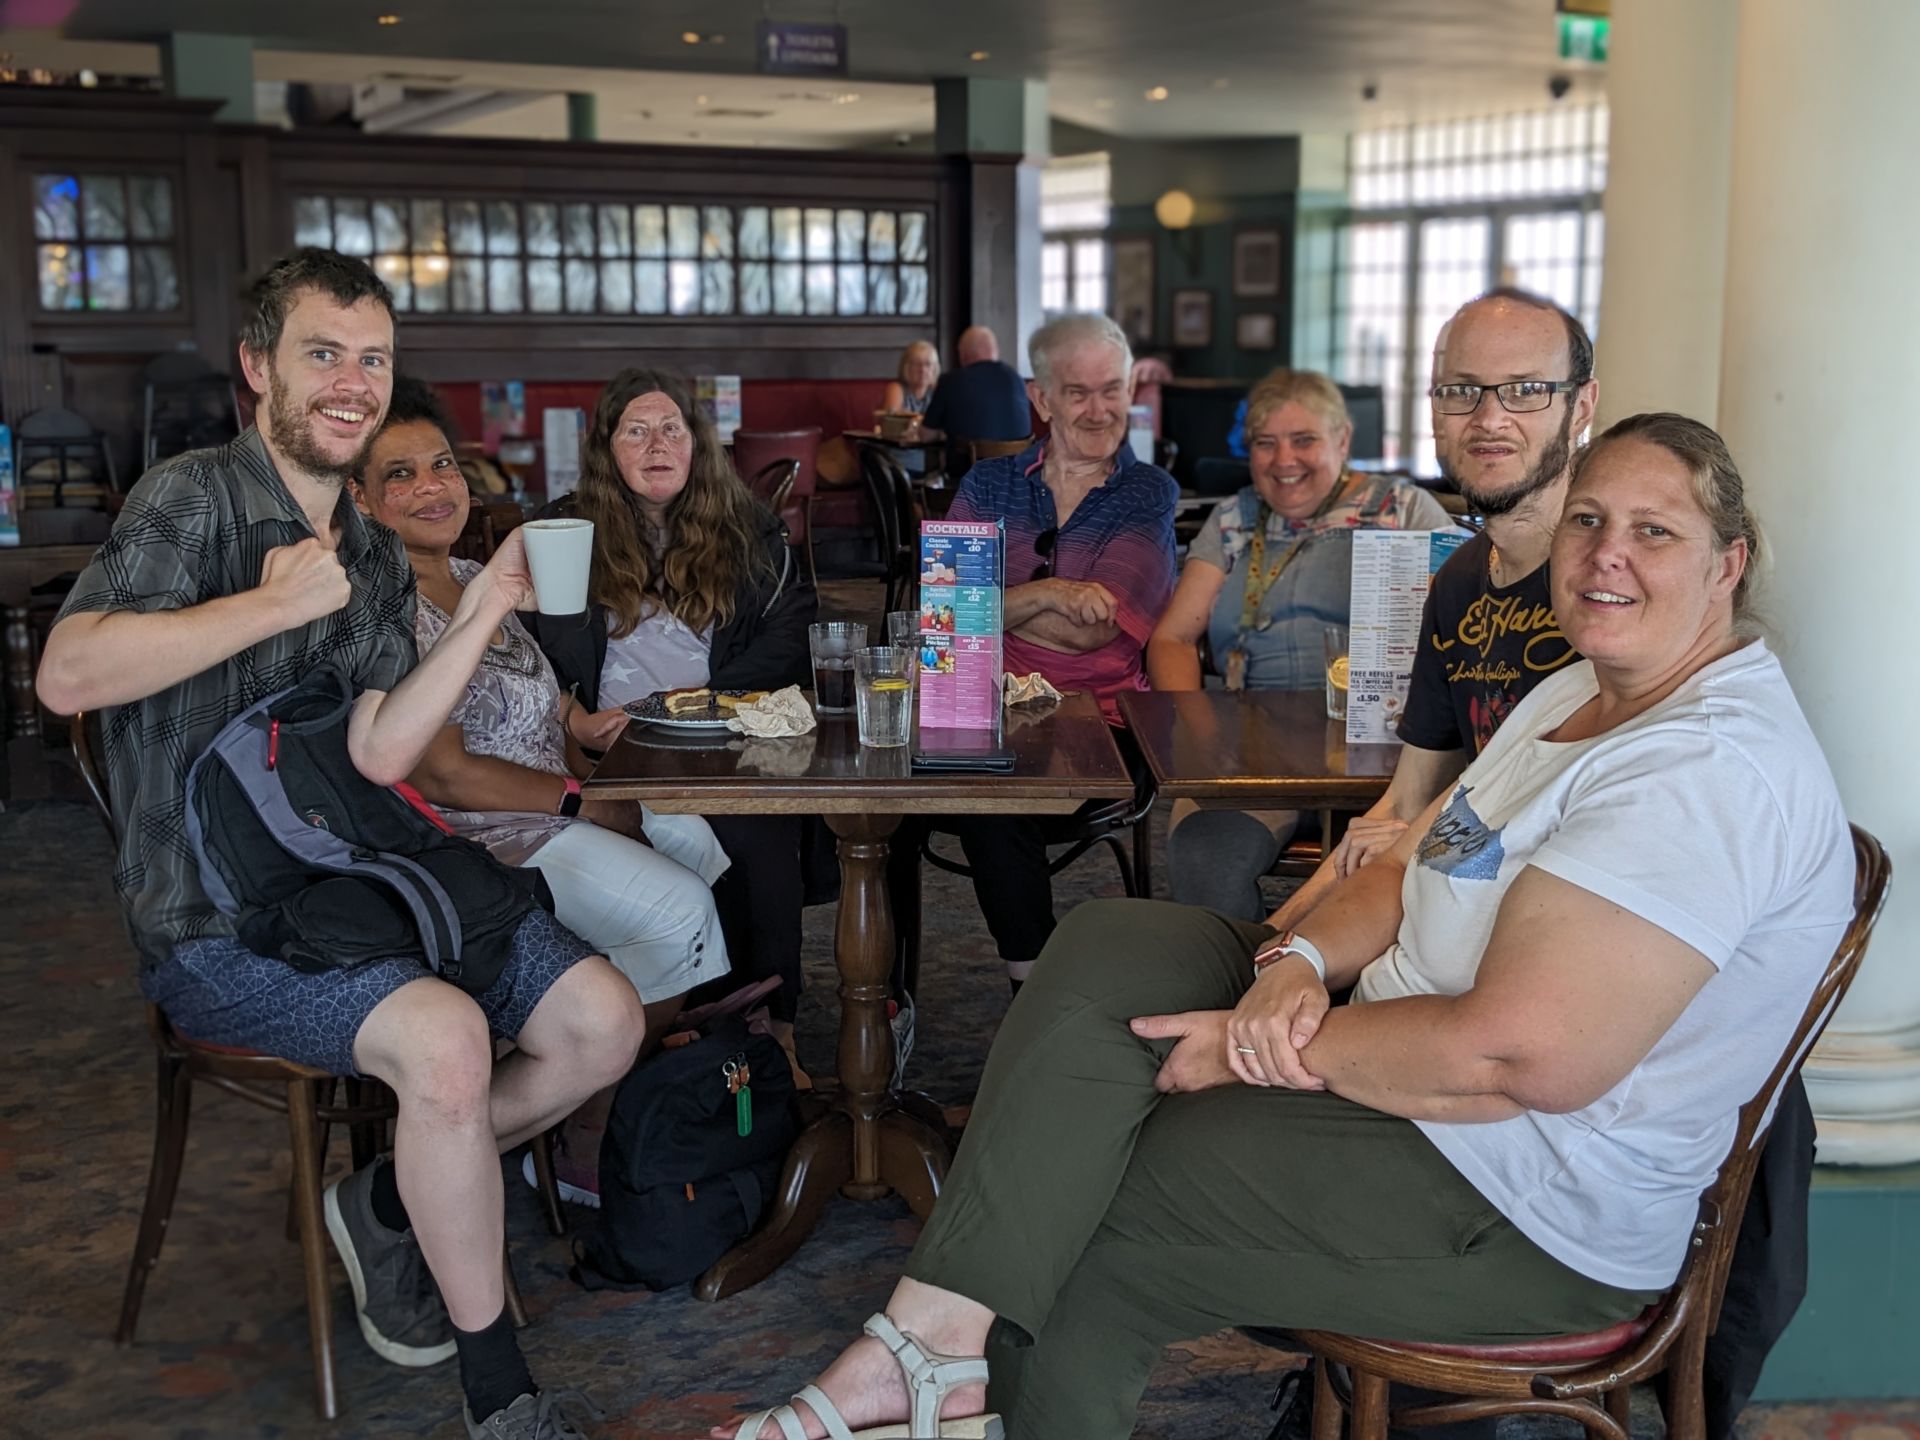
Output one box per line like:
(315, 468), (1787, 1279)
(465, 1390), (604, 1439)
(322, 1158), (455, 1367)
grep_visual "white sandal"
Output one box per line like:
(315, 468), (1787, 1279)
(731, 1313), (1004, 1440)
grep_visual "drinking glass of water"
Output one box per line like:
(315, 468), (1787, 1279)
(808, 622), (867, 714)
(1324, 624), (1350, 722)
(853, 646), (915, 748)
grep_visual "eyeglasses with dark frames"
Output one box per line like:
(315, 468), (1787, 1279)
(1029, 527), (1059, 582)
(1429, 379), (1582, 416)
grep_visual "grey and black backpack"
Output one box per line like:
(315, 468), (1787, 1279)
(184, 662), (549, 995)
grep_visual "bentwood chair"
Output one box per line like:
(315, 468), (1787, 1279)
(74, 713), (539, 1420)
(1267, 825), (1890, 1440)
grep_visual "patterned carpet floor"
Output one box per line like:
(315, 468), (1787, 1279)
(3, 626), (1915, 1440)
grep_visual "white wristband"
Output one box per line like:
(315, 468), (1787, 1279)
(1254, 931), (1328, 983)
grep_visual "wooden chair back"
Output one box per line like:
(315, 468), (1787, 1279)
(1290, 824), (1892, 1440)
(71, 710), (116, 843)
(965, 436), (1032, 470)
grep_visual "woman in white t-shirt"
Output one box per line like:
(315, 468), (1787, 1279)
(718, 413), (1855, 1440)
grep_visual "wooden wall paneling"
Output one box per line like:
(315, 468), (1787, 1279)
(0, 129), (33, 425)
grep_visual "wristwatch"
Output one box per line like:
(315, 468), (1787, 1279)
(1252, 930), (1327, 983)
(557, 775), (583, 818)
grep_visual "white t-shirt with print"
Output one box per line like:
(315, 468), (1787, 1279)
(1354, 641), (1853, 1291)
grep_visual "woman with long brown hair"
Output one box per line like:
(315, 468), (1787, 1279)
(528, 367), (820, 1077)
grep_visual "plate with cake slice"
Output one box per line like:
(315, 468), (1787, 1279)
(623, 686), (770, 731)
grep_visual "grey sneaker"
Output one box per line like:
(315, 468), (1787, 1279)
(465, 1389), (605, 1439)
(322, 1158), (456, 1367)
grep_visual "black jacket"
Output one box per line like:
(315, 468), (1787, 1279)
(524, 499), (817, 709)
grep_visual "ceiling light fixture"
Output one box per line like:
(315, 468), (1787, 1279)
(1212, 77), (1229, 89)
(708, 33), (726, 44)
(377, 12), (401, 23)
(1154, 188), (1196, 229)
(681, 30), (702, 44)
(1145, 85), (1169, 102)
(696, 94), (709, 105)
(834, 92), (861, 104)
(969, 50), (990, 62)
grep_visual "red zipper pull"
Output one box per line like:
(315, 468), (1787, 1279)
(267, 718), (281, 770)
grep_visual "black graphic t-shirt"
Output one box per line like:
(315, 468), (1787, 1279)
(1396, 532), (1578, 755)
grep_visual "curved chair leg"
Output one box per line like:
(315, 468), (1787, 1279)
(286, 1079), (339, 1421)
(1310, 1359), (1342, 1440)
(1350, 1368), (1391, 1440)
(347, 1077), (385, 1170)
(116, 1049), (193, 1345)
(529, 1129), (567, 1237)
(1132, 814), (1154, 900)
(503, 1242), (529, 1329)
(1097, 835), (1137, 897)
(290, 1077), (334, 1242)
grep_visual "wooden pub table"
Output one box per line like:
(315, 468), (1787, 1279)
(583, 690), (1133, 1298)
(1117, 688), (1400, 815)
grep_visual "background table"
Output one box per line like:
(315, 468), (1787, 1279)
(2, 542), (97, 740)
(585, 690), (1133, 1297)
(1118, 688), (1399, 813)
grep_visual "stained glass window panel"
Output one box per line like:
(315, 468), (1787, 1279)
(411, 199), (448, 254)
(771, 207), (802, 260)
(599, 259), (632, 313)
(488, 256), (524, 311)
(804, 208), (834, 260)
(836, 208), (864, 261)
(129, 176), (175, 240)
(373, 254), (412, 310)
(805, 262), (834, 315)
(452, 257), (487, 311)
(486, 201), (521, 256)
(449, 202), (484, 254)
(525, 203), (561, 257)
(333, 198), (373, 256)
(901, 264), (929, 315)
(899, 212), (928, 262)
(373, 199), (408, 253)
(836, 264), (866, 314)
(635, 205), (667, 258)
(413, 255), (450, 312)
(634, 260), (668, 314)
(38, 244), (82, 309)
(739, 207), (771, 260)
(668, 259), (699, 315)
(85, 244), (130, 309)
(130, 247), (181, 310)
(565, 258), (597, 312)
(667, 205), (700, 258)
(81, 175), (127, 240)
(868, 265), (898, 315)
(563, 203), (595, 257)
(740, 262), (771, 315)
(772, 262), (803, 315)
(701, 260), (734, 313)
(597, 204), (632, 256)
(35, 175), (79, 239)
(527, 258), (563, 312)
(702, 206), (734, 259)
(866, 211), (896, 262)
(293, 195), (331, 248)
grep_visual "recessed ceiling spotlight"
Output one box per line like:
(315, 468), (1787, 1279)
(681, 30), (702, 44)
(696, 94), (709, 105)
(969, 50), (990, 61)
(1145, 85), (1169, 102)
(834, 92), (861, 104)
(708, 33), (726, 44)
(1212, 77), (1229, 89)
(377, 12), (401, 23)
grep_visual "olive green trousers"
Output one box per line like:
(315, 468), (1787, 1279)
(905, 899), (1655, 1440)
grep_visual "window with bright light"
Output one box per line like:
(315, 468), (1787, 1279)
(34, 172), (181, 312)
(1329, 104), (1608, 470)
(292, 196), (932, 318)
(1041, 153), (1111, 317)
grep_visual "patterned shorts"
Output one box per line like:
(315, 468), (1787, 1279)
(141, 909), (599, 1077)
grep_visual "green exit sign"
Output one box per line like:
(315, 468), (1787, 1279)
(1559, 13), (1611, 62)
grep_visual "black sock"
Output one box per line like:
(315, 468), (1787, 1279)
(368, 1156), (410, 1234)
(455, 1307), (535, 1422)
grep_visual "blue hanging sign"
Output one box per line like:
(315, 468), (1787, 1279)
(757, 20), (848, 77)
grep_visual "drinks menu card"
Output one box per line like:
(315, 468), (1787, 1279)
(1346, 528), (1471, 744)
(917, 519), (1004, 730)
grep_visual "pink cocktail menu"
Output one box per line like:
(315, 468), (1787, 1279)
(916, 519), (1004, 730)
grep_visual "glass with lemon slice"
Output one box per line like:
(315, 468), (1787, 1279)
(853, 646), (916, 747)
(1323, 625), (1351, 721)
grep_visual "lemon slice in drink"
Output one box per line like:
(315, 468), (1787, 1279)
(1327, 656), (1350, 691)
(870, 678), (912, 692)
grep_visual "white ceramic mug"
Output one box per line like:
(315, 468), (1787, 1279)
(520, 518), (595, 615)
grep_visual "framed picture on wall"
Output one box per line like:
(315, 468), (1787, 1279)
(1171, 288), (1213, 348)
(1110, 236), (1156, 344)
(1233, 228), (1283, 298)
(1235, 312), (1278, 350)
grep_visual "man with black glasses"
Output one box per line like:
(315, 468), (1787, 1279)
(895, 313), (1176, 994)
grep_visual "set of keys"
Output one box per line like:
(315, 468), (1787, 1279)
(722, 1053), (753, 1138)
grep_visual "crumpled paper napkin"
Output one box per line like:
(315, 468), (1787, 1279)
(1003, 671), (1063, 707)
(726, 684), (818, 737)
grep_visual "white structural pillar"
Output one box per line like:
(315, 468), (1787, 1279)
(1591, 0), (1738, 427)
(1718, 0), (1920, 1163)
